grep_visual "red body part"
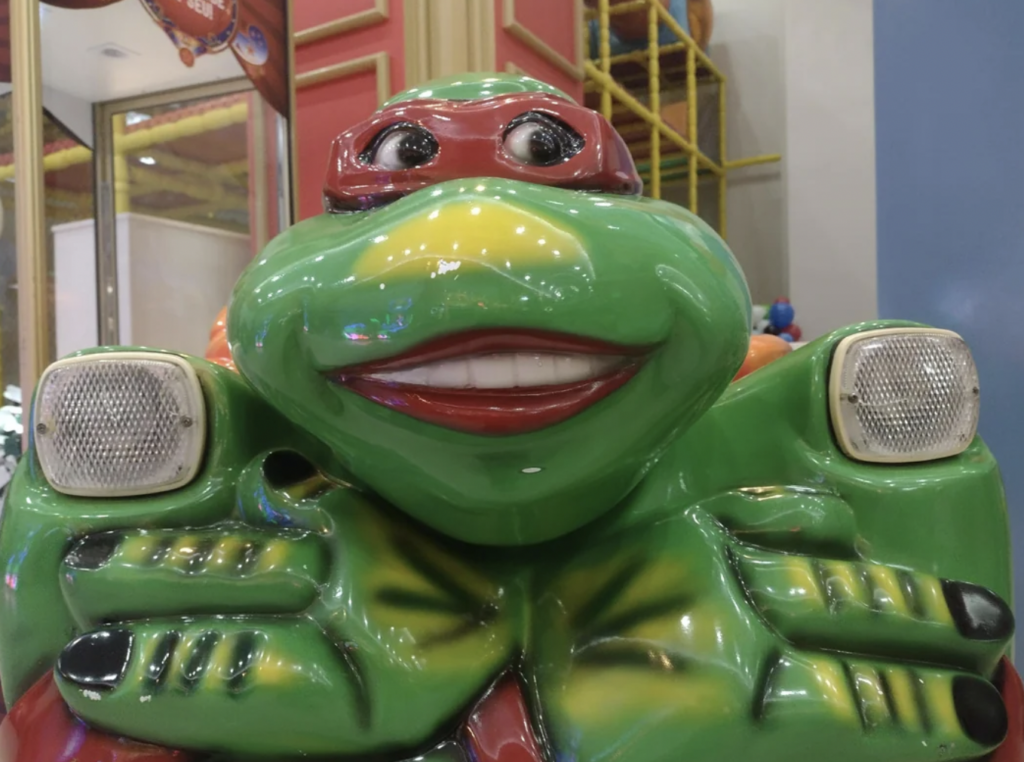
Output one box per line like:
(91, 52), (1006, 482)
(0, 675), (189, 761)
(995, 658), (1024, 762)
(463, 675), (544, 762)
(323, 93), (642, 212)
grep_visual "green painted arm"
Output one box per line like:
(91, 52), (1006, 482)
(0, 326), (1012, 761)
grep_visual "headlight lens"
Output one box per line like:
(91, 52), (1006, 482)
(829, 329), (980, 464)
(34, 352), (206, 497)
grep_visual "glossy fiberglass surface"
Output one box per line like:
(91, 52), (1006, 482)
(0, 73), (1017, 762)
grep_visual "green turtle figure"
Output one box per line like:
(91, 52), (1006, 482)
(0, 74), (1018, 762)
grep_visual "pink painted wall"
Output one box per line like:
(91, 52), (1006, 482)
(494, 0), (584, 102)
(293, 0), (406, 219)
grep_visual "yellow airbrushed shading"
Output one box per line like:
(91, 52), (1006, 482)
(207, 536), (245, 571)
(785, 557), (826, 605)
(924, 671), (963, 736)
(865, 565), (906, 614)
(206, 636), (238, 684)
(351, 198), (592, 281)
(806, 656), (861, 722)
(916, 575), (956, 626)
(820, 560), (863, 605)
(882, 667), (922, 731)
(847, 663), (889, 727)
(120, 535), (156, 565)
(169, 536), (201, 573)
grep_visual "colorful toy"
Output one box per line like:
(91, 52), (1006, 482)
(769, 299), (794, 330)
(0, 73), (1018, 762)
(752, 296), (802, 343)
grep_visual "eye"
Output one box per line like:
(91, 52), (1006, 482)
(503, 112), (584, 166)
(361, 123), (439, 170)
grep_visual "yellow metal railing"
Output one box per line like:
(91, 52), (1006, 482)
(585, 0), (781, 238)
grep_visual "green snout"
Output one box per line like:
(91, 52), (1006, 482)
(229, 179), (751, 544)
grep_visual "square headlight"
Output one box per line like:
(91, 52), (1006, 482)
(33, 352), (206, 497)
(829, 328), (980, 464)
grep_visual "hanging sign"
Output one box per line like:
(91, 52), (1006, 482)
(26, 0), (291, 119)
(137, 0), (240, 68)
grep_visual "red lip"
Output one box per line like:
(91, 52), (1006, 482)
(326, 329), (650, 435)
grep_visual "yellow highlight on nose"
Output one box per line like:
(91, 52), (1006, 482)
(352, 199), (589, 280)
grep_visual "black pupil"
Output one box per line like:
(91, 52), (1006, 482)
(528, 126), (562, 164)
(393, 130), (435, 167)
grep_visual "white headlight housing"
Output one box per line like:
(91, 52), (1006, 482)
(33, 352), (206, 497)
(829, 328), (980, 464)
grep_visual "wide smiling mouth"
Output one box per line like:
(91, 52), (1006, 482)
(327, 329), (651, 435)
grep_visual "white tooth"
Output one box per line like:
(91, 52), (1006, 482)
(427, 360), (471, 388)
(405, 367), (434, 386)
(369, 352), (623, 389)
(590, 355), (621, 376)
(373, 366), (430, 386)
(468, 354), (517, 389)
(514, 354), (558, 386)
(553, 355), (594, 384)
(538, 354), (561, 385)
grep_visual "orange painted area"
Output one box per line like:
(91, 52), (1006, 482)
(733, 334), (792, 382)
(205, 306), (236, 372)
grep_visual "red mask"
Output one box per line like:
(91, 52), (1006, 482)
(323, 93), (642, 212)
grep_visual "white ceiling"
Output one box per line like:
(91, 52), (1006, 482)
(40, 2), (246, 104)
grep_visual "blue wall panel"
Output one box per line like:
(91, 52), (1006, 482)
(874, 0), (1024, 653)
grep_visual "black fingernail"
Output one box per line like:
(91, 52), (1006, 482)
(953, 675), (1008, 747)
(65, 532), (120, 570)
(57, 629), (133, 690)
(942, 580), (1015, 641)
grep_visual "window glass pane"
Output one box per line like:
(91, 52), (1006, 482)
(102, 89), (277, 359)
(0, 94), (89, 485)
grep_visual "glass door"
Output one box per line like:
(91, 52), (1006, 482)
(60, 80), (289, 362)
